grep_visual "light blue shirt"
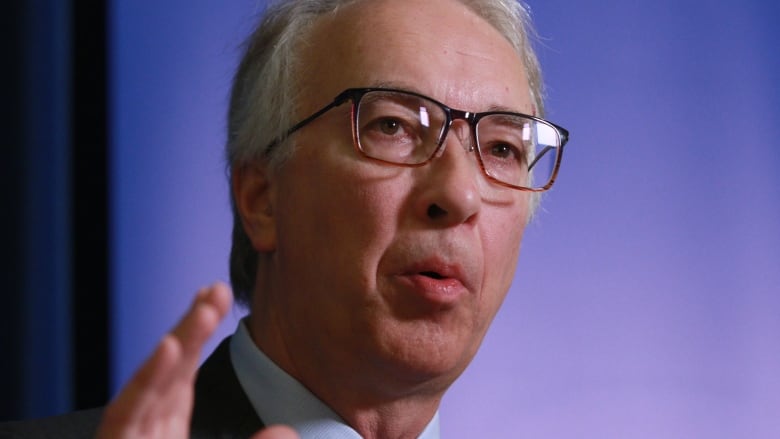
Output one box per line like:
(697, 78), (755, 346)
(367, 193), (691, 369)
(230, 320), (441, 439)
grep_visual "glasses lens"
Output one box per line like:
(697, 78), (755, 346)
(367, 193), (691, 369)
(477, 114), (561, 190)
(355, 91), (445, 164)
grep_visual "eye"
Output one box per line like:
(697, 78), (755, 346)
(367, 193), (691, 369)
(379, 118), (402, 135)
(489, 142), (518, 159)
(364, 115), (417, 142)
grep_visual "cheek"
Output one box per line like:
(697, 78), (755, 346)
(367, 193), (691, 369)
(277, 149), (409, 292)
(481, 203), (528, 300)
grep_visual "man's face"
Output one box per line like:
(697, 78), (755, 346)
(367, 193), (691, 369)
(264, 0), (533, 395)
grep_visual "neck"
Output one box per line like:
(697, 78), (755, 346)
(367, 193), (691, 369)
(335, 397), (440, 439)
(247, 311), (445, 439)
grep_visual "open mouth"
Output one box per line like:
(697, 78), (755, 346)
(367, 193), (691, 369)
(420, 271), (445, 280)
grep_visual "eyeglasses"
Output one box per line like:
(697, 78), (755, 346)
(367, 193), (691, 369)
(266, 87), (570, 191)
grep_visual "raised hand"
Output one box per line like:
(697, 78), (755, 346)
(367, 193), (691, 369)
(251, 425), (300, 439)
(96, 283), (232, 438)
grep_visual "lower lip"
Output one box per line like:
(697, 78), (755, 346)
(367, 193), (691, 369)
(399, 274), (467, 306)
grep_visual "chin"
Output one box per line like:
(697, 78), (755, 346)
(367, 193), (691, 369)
(374, 318), (481, 388)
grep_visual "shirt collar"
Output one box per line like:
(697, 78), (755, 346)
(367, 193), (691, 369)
(229, 320), (440, 439)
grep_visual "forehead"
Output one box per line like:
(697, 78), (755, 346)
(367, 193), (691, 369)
(297, 0), (532, 115)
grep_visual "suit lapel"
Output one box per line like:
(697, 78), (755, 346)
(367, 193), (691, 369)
(191, 337), (265, 438)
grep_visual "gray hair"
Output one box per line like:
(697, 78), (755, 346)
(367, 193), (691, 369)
(227, 0), (545, 306)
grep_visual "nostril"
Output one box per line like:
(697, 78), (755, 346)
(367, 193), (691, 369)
(426, 203), (447, 219)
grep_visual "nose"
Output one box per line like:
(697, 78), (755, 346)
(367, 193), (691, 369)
(414, 123), (481, 226)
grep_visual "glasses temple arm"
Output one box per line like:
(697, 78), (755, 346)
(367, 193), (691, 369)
(527, 144), (556, 171)
(264, 93), (351, 153)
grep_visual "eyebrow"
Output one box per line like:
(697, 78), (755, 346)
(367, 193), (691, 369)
(365, 80), (530, 115)
(485, 104), (527, 114)
(368, 80), (424, 94)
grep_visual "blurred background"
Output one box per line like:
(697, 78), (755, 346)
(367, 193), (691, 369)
(2, 0), (778, 437)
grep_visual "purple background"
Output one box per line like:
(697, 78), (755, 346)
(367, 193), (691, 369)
(110, 0), (780, 437)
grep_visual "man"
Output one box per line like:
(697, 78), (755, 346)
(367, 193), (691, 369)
(2, 0), (569, 437)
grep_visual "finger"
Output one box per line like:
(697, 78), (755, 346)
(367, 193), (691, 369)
(120, 283), (232, 433)
(170, 282), (233, 367)
(96, 334), (182, 438)
(144, 283), (232, 418)
(202, 281), (232, 318)
(250, 425), (301, 439)
(96, 283), (233, 438)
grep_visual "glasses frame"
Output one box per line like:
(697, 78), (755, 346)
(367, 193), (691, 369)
(266, 87), (570, 192)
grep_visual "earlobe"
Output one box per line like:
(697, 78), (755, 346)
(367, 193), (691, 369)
(232, 163), (276, 252)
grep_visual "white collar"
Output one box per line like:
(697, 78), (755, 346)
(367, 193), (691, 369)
(229, 320), (441, 439)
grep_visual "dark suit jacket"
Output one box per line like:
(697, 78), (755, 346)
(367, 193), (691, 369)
(0, 337), (265, 439)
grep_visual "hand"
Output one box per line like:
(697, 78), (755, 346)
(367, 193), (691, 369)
(96, 282), (231, 438)
(251, 425), (300, 439)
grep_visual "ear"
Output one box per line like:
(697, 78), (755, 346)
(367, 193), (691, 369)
(232, 163), (276, 252)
